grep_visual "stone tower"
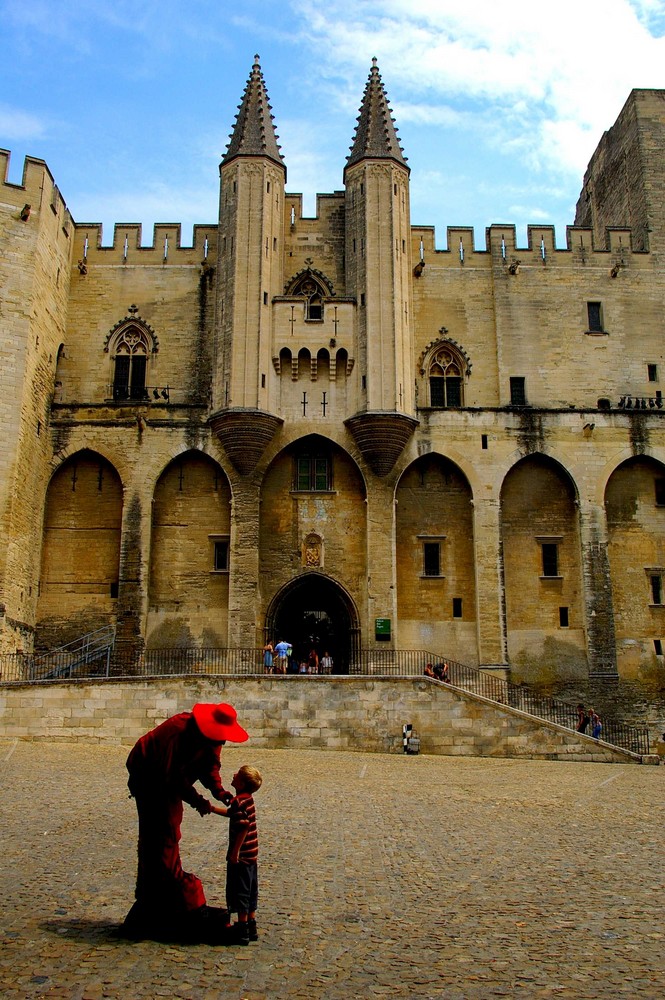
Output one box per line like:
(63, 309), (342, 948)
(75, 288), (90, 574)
(343, 58), (418, 476)
(575, 89), (665, 256)
(210, 55), (286, 474)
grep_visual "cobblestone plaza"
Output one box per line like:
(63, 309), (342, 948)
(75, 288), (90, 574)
(1, 741), (663, 999)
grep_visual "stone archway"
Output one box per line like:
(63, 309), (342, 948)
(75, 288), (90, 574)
(265, 573), (360, 673)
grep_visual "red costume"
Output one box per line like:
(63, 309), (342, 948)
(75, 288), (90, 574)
(123, 704), (248, 940)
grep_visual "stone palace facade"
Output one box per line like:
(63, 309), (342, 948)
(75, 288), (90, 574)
(1, 59), (664, 683)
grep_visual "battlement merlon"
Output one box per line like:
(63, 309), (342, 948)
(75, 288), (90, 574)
(0, 149), (74, 228)
(411, 223), (649, 266)
(70, 222), (218, 265)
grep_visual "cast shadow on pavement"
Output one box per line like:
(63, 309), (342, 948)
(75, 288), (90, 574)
(41, 918), (127, 944)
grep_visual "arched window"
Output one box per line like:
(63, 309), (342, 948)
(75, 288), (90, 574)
(112, 326), (149, 401)
(285, 268), (333, 323)
(427, 344), (465, 408)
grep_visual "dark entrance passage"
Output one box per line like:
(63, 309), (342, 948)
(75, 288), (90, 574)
(266, 574), (359, 673)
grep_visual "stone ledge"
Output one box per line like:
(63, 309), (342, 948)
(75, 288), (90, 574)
(0, 676), (644, 764)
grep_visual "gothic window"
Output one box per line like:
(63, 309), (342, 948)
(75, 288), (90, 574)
(112, 326), (149, 401)
(286, 270), (332, 322)
(427, 346), (464, 408)
(294, 449), (332, 491)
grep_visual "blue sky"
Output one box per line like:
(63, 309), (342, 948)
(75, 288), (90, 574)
(1, 0), (664, 249)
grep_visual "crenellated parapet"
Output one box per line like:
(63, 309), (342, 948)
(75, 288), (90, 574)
(1, 149), (76, 235)
(70, 222), (217, 267)
(412, 222), (649, 272)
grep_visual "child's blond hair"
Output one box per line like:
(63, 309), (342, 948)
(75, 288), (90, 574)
(237, 765), (262, 792)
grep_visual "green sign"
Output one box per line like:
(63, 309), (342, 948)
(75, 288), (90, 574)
(375, 618), (391, 638)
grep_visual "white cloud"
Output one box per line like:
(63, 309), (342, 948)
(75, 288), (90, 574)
(0, 105), (47, 141)
(290, 0), (665, 177)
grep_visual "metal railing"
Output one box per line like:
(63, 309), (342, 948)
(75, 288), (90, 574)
(13, 626), (116, 681)
(0, 644), (650, 755)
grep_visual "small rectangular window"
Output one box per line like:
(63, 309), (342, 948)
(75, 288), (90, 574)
(481, 434), (488, 449)
(452, 597), (462, 618)
(510, 377), (526, 406)
(423, 542), (441, 577)
(587, 301), (603, 332)
(110, 581), (119, 599)
(213, 539), (229, 572)
(263, 291), (268, 305)
(655, 479), (665, 506)
(559, 606), (569, 627)
(648, 364), (658, 382)
(295, 453), (332, 491)
(542, 543), (559, 577)
(654, 639), (663, 656)
(651, 574), (662, 605)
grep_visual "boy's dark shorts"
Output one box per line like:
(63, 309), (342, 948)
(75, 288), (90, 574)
(226, 861), (258, 914)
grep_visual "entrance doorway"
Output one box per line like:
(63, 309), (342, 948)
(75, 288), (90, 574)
(266, 573), (359, 673)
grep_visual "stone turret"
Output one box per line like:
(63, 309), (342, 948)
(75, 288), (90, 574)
(343, 59), (418, 476)
(210, 56), (285, 474)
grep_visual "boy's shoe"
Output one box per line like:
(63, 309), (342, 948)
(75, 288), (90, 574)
(233, 922), (250, 946)
(247, 918), (258, 942)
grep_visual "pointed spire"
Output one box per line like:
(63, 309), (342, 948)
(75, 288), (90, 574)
(345, 58), (408, 173)
(222, 55), (285, 171)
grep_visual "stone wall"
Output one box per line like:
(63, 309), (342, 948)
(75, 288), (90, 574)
(0, 675), (641, 763)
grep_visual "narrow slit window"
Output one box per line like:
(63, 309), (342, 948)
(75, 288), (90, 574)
(587, 301), (603, 333)
(423, 542), (441, 577)
(542, 543), (559, 577)
(213, 540), (229, 572)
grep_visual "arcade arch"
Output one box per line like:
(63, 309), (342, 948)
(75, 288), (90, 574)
(147, 451), (231, 648)
(500, 454), (585, 681)
(395, 453), (476, 660)
(265, 572), (360, 672)
(36, 450), (123, 648)
(605, 455), (665, 675)
(259, 435), (366, 658)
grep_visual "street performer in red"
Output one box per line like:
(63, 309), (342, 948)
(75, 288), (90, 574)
(121, 702), (249, 942)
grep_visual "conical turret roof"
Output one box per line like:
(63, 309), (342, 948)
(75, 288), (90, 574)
(222, 55), (285, 172)
(345, 58), (408, 174)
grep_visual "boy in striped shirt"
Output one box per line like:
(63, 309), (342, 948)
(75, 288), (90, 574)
(212, 764), (262, 945)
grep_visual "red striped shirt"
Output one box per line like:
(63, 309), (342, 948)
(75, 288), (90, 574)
(228, 792), (259, 862)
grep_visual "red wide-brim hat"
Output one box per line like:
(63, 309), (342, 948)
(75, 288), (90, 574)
(192, 702), (249, 743)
